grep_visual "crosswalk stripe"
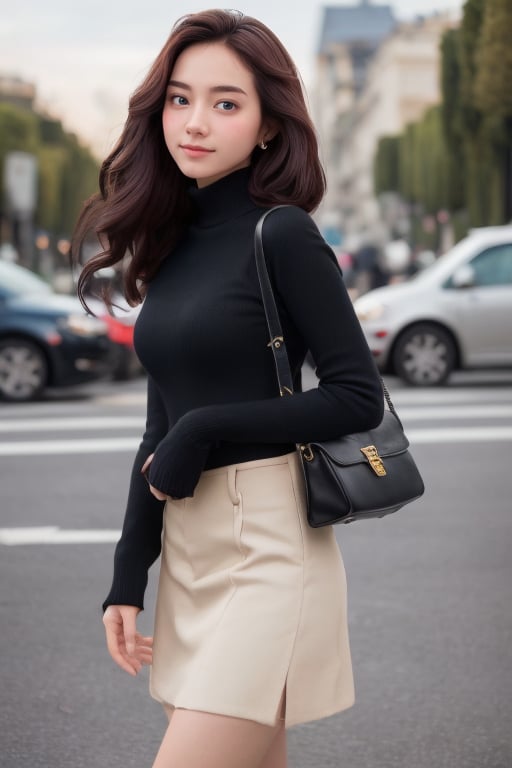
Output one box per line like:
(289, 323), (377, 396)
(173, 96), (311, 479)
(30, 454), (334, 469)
(1, 406), (511, 433)
(392, 389), (512, 405)
(94, 393), (147, 406)
(408, 426), (512, 443)
(0, 438), (139, 455)
(0, 394), (146, 419)
(1, 426), (512, 457)
(399, 405), (512, 420)
(0, 417), (145, 433)
(0, 527), (120, 545)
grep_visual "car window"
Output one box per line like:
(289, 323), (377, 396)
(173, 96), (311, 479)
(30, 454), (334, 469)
(0, 261), (52, 296)
(469, 243), (512, 287)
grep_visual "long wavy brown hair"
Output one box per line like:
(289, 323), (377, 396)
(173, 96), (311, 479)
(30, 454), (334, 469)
(73, 9), (326, 308)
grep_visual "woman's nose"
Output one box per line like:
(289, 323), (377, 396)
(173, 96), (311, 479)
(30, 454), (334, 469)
(185, 105), (209, 135)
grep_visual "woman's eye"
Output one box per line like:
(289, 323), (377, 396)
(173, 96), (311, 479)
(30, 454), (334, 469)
(170, 95), (188, 106)
(216, 101), (237, 112)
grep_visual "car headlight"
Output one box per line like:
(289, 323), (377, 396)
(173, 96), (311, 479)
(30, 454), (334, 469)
(59, 314), (109, 337)
(354, 303), (386, 322)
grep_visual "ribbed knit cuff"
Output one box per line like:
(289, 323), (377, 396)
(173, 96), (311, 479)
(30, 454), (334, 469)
(102, 564), (149, 613)
(148, 420), (211, 499)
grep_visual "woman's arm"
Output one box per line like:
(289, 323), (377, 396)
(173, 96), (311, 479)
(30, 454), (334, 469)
(102, 374), (169, 611)
(148, 207), (383, 499)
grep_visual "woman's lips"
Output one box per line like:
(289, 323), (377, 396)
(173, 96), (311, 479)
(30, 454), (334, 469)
(180, 145), (215, 158)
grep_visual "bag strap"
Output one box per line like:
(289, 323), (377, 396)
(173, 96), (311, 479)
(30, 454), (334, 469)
(254, 207), (400, 419)
(254, 207), (295, 397)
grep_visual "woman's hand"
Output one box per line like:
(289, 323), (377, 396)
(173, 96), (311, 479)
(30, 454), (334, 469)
(103, 605), (153, 676)
(147, 415), (211, 499)
(141, 453), (167, 501)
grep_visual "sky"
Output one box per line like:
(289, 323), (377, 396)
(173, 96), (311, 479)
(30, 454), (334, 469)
(0, 0), (463, 157)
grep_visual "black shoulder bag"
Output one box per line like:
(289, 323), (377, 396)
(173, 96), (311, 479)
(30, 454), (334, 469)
(254, 208), (425, 527)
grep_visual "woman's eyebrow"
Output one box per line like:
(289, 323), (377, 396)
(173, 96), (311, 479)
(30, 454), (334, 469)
(167, 79), (247, 95)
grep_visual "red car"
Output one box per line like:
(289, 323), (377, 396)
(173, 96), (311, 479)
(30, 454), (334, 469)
(87, 295), (142, 380)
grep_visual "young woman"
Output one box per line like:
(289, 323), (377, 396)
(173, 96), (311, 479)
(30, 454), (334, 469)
(74, 10), (383, 768)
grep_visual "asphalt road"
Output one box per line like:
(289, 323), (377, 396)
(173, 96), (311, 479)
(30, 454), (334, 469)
(1, 370), (511, 768)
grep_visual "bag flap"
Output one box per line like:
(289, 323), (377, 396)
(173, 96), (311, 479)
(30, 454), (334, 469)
(310, 410), (410, 466)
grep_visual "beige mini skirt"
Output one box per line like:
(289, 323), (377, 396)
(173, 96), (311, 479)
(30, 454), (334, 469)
(149, 451), (354, 728)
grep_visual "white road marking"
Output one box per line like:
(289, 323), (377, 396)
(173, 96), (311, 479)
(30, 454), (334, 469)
(407, 426), (512, 443)
(94, 393), (147, 406)
(0, 393), (147, 416)
(1, 406), (511, 433)
(392, 388), (512, 405)
(0, 417), (145, 432)
(398, 405), (512, 420)
(0, 526), (120, 545)
(0, 437), (139, 455)
(0, 426), (512, 458)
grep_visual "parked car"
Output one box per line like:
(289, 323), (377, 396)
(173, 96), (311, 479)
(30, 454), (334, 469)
(53, 265), (142, 381)
(86, 293), (142, 381)
(353, 225), (512, 386)
(0, 260), (114, 401)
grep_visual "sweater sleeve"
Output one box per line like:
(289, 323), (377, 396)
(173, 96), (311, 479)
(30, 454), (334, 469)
(102, 374), (168, 611)
(148, 206), (384, 499)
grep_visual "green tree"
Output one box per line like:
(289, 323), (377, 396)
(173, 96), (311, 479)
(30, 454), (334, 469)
(0, 104), (39, 212)
(399, 123), (416, 204)
(374, 135), (400, 195)
(474, 0), (512, 219)
(36, 145), (68, 232)
(58, 133), (99, 235)
(440, 29), (462, 147)
(0, 102), (99, 238)
(440, 28), (466, 211)
(373, 0), (512, 237)
(474, 0), (512, 116)
(458, 0), (485, 132)
(0, 103), (39, 158)
(456, 0), (496, 225)
(39, 116), (67, 145)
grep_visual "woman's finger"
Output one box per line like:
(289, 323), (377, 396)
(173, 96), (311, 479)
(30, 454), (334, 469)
(119, 606), (138, 657)
(136, 638), (153, 648)
(149, 484), (167, 501)
(140, 453), (154, 476)
(104, 623), (138, 676)
(141, 453), (167, 500)
(132, 634), (153, 664)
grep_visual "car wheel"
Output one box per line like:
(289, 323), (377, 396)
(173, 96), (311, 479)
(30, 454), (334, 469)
(392, 323), (456, 386)
(0, 338), (48, 401)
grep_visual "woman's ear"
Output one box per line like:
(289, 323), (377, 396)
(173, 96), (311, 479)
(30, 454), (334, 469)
(261, 119), (279, 145)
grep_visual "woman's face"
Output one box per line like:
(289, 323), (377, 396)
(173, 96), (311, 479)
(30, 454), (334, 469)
(162, 42), (268, 188)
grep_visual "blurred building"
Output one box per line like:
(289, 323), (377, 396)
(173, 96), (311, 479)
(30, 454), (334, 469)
(314, 4), (455, 247)
(0, 75), (36, 111)
(313, 0), (396, 244)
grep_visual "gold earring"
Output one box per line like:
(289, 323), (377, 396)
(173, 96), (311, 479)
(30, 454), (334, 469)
(259, 140), (268, 150)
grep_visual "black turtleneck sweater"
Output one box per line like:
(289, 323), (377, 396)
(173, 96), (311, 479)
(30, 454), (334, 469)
(103, 168), (383, 610)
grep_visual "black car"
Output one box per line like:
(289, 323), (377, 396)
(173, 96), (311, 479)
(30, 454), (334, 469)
(0, 260), (114, 401)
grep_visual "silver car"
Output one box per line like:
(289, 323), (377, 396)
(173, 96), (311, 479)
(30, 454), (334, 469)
(353, 225), (512, 385)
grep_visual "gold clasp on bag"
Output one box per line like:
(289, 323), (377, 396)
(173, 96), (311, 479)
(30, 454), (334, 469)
(300, 444), (315, 462)
(360, 445), (387, 476)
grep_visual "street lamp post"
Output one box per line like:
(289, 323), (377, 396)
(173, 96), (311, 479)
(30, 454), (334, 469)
(3, 151), (38, 269)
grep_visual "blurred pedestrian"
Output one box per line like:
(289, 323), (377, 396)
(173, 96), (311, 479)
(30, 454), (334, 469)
(381, 237), (412, 283)
(353, 240), (388, 296)
(73, 10), (382, 768)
